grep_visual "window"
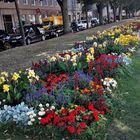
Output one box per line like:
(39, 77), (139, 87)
(39, 0), (43, 6)
(31, 0), (35, 5)
(49, 0), (53, 6)
(23, 0), (28, 5)
(53, 0), (58, 6)
(42, 0), (48, 6)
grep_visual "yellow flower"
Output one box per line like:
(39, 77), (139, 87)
(86, 36), (94, 41)
(50, 56), (57, 62)
(126, 52), (131, 57)
(73, 62), (77, 67)
(3, 84), (10, 93)
(0, 77), (5, 84)
(78, 52), (82, 57)
(1, 72), (8, 77)
(28, 69), (36, 78)
(86, 53), (94, 62)
(98, 44), (103, 48)
(64, 54), (71, 61)
(12, 72), (20, 81)
(89, 47), (94, 54)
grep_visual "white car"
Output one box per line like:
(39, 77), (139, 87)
(77, 20), (91, 30)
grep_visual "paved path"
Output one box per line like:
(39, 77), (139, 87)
(0, 19), (134, 73)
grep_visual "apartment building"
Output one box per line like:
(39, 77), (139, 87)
(0, 0), (60, 33)
(67, 0), (82, 22)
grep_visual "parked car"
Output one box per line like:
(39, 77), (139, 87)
(45, 25), (64, 38)
(91, 18), (99, 28)
(0, 30), (12, 50)
(77, 20), (91, 30)
(10, 24), (46, 46)
(70, 21), (79, 32)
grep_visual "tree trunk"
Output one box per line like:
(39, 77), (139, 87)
(85, 1), (89, 29)
(132, 11), (135, 17)
(15, 0), (26, 45)
(128, 12), (131, 18)
(57, 0), (70, 33)
(126, 9), (128, 18)
(113, 7), (116, 22)
(62, 0), (70, 33)
(119, 5), (122, 21)
(97, 2), (103, 25)
(106, 3), (110, 23)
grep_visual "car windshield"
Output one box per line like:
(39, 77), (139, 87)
(82, 21), (87, 23)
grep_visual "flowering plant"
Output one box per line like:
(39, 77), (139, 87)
(0, 69), (40, 105)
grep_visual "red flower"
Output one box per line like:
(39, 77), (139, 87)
(61, 108), (68, 115)
(76, 106), (86, 112)
(58, 122), (65, 127)
(75, 71), (79, 90)
(83, 115), (91, 120)
(79, 122), (87, 129)
(67, 126), (75, 133)
(93, 111), (100, 121)
(76, 128), (81, 134)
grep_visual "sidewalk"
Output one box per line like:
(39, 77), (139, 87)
(0, 19), (134, 73)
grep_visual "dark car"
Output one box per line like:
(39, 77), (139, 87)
(71, 21), (79, 32)
(45, 25), (64, 38)
(0, 30), (12, 49)
(91, 18), (99, 28)
(10, 24), (46, 46)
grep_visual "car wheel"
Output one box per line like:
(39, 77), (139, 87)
(26, 38), (31, 45)
(42, 35), (46, 41)
(55, 33), (59, 37)
(4, 42), (12, 50)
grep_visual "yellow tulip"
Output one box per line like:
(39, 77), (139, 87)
(0, 77), (5, 84)
(12, 72), (20, 81)
(3, 84), (10, 93)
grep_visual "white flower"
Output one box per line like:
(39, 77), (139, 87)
(50, 106), (55, 110)
(40, 107), (45, 111)
(39, 104), (43, 108)
(46, 103), (50, 107)
(38, 111), (46, 116)
(2, 99), (6, 102)
(93, 42), (98, 47)
(33, 113), (37, 117)
(28, 121), (33, 126)
(38, 117), (42, 120)
(31, 118), (35, 122)
(35, 75), (39, 81)
(26, 112), (31, 116)
(29, 115), (34, 119)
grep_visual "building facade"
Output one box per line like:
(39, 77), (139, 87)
(0, 0), (60, 33)
(67, 0), (82, 22)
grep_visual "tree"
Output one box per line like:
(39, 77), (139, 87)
(57, 0), (70, 33)
(0, 0), (26, 45)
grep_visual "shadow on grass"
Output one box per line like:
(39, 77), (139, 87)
(106, 51), (140, 140)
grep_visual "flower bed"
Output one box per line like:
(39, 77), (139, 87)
(0, 22), (140, 139)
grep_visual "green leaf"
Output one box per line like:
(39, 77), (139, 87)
(15, 92), (22, 101)
(7, 92), (12, 103)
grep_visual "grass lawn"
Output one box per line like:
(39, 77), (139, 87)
(106, 50), (140, 140)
